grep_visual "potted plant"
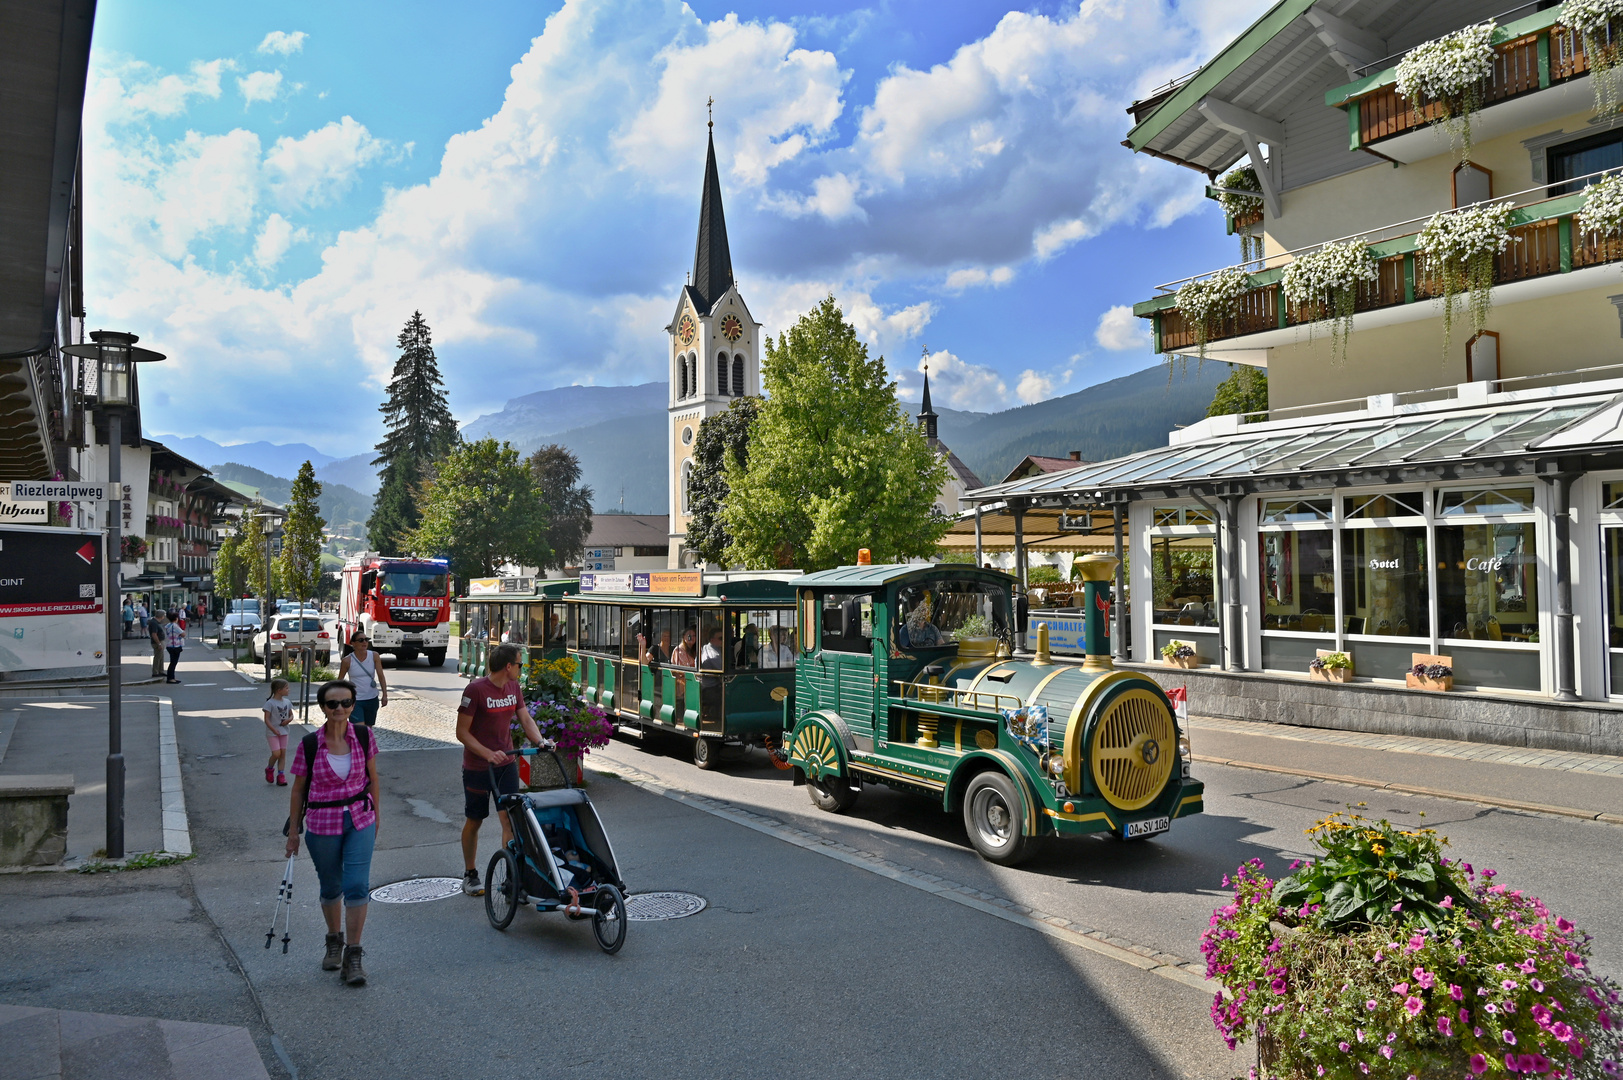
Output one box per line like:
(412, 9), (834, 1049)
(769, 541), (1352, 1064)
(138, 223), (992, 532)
(1203, 808), (1623, 1079)
(1309, 650), (1353, 683)
(1406, 654), (1455, 692)
(521, 697), (616, 787)
(1162, 640), (1199, 669)
(953, 614), (998, 657)
(1393, 21), (1498, 162)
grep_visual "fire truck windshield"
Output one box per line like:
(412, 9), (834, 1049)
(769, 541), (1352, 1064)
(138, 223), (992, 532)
(378, 570), (448, 598)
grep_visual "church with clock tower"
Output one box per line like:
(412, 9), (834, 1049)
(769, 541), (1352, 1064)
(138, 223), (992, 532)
(666, 125), (758, 569)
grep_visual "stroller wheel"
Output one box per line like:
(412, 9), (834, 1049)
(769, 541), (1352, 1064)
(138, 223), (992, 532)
(485, 849), (519, 931)
(592, 884), (627, 954)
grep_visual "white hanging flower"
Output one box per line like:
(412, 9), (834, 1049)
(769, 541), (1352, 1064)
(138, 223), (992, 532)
(1279, 240), (1377, 307)
(1394, 23), (1497, 105)
(1416, 201), (1515, 264)
(1561, 0), (1623, 115)
(1561, 0), (1623, 38)
(1578, 173), (1623, 237)
(1174, 266), (1253, 358)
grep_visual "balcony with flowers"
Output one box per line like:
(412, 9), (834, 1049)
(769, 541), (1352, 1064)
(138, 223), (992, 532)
(146, 513), (184, 538)
(1133, 166), (1623, 360)
(1328, 2), (1623, 165)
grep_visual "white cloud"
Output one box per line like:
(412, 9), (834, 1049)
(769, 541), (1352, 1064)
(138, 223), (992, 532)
(258, 31), (308, 56)
(263, 117), (387, 208)
(253, 213), (309, 268)
(91, 58), (229, 123)
(920, 349), (1009, 410)
(944, 265), (1013, 291)
(237, 70), (284, 105)
(1016, 368), (1062, 404)
(1095, 304), (1152, 351)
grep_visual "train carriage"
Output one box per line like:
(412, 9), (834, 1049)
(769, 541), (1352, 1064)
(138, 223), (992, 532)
(455, 578), (577, 685)
(785, 554), (1204, 865)
(566, 570), (798, 768)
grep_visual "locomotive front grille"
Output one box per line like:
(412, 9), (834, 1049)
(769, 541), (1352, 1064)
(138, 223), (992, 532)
(1088, 688), (1175, 812)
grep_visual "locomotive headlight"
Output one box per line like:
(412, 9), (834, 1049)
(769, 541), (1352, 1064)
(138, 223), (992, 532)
(1049, 756), (1065, 778)
(1177, 729), (1191, 778)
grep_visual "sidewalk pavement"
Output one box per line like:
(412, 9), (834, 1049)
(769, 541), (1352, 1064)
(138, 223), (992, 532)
(1189, 714), (1623, 821)
(0, 1003), (269, 1080)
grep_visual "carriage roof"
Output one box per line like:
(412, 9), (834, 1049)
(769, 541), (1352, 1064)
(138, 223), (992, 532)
(793, 563), (1017, 590)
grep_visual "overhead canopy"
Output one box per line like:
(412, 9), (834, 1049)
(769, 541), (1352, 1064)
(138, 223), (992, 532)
(964, 382), (1623, 508)
(939, 507), (1123, 553)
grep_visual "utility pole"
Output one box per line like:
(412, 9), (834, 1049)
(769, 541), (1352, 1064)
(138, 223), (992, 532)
(105, 414), (124, 860)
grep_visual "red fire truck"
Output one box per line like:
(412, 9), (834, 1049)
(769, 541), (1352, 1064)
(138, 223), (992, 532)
(337, 554), (452, 666)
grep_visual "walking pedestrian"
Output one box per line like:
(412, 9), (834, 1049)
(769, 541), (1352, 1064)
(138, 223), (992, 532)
(285, 679), (379, 987)
(135, 599), (149, 635)
(337, 633), (386, 727)
(455, 643), (543, 897)
(149, 611), (167, 678)
(264, 677), (293, 786)
(121, 599), (134, 639)
(164, 609), (186, 683)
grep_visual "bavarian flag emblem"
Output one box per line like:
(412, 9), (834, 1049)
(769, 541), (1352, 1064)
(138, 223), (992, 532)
(1001, 704), (1048, 756)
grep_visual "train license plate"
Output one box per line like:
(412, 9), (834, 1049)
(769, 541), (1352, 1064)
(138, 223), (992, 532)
(1123, 816), (1170, 840)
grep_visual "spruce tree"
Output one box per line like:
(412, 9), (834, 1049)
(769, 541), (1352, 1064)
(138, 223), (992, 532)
(277, 461), (326, 605)
(367, 311), (458, 551)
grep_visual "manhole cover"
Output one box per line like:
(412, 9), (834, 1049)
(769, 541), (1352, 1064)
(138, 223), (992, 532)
(625, 892), (707, 921)
(369, 877), (464, 904)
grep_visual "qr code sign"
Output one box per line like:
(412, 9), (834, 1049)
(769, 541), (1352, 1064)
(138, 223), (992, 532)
(79, 584), (96, 598)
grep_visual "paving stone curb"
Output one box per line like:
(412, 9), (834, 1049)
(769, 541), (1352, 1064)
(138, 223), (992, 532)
(595, 760), (1214, 995)
(1194, 754), (1623, 825)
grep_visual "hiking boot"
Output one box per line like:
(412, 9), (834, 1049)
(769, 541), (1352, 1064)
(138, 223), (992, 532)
(265, 766), (275, 784)
(276, 773), (287, 786)
(340, 945), (366, 986)
(322, 933), (344, 971)
(462, 869), (483, 896)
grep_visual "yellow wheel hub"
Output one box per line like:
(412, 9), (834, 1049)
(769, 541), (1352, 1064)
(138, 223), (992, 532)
(1088, 688), (1174, 811)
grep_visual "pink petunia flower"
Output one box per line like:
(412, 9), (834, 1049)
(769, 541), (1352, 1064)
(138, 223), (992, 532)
(1556, 917), (1574, 933)
(1531, 979), (1544, 992)
(1366, 1000), (1378, 1012)
(1565, 951), (1585, 968)
(1393, 983), (1410, 995)
(1393, 902), (1403, 912)
(1441, 895), (1455, 908)
(1271, 978), (1287, 994)
(1416, 970), (1435, 989)
(1519, 958), (1538, 974)
(1469, 1053), (1488, 1075)
(1439, 1016), (1454, 1036)
(1551, 1021), (1573, 1041)
(1380, 1045), (1393, 1060)
(1505, 1029), (1519, 1045)
(1451, 985), (1465, 1001)
(1357, 1028), (1366, 1042)
(1405, 996), (1424, 1017)
(1408, 933), (1426, 952)
(1339, 1042), (1350, 1052)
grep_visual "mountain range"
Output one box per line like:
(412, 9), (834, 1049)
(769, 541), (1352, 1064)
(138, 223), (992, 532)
(148, 435), (379, 496)
(209, 464), (374, 535)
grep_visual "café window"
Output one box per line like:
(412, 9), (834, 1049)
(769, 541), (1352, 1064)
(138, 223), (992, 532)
(1259, 532), (1335, 633)
(1437, 486), (1535, 516)
(1340, 526), (1429, 639)
(1152, 505), (1216, 527)
(1150, 535), (1217, 627)
(1436, 522), (1538, 643)
(1343, 491), (1424, 520)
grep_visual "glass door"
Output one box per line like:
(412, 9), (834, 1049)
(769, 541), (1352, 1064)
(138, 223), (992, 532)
(619, 608), (644, 717)
(1607, 528), (1623, 696)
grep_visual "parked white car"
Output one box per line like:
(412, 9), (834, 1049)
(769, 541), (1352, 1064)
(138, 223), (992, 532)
(222, 599), (261, 642)
(251, 615), (333, 665)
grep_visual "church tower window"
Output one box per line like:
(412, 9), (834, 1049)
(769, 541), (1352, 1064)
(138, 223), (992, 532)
(732, 354), (744, 396)
(681, 459), (694, 515)
(678, 354), (689, 399)
(716, 353), (728, 396)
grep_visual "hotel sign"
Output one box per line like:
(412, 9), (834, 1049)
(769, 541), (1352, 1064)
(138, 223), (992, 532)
(579, 570), (703, 597)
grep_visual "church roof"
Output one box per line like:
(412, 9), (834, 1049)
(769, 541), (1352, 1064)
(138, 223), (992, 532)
(690, 130), (734, 316)
(929, 438), (982, 490)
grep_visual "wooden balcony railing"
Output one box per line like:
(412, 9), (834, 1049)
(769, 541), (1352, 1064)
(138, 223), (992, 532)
(1340, 11), (1617, 151)
(1149, 193), (1615, 355)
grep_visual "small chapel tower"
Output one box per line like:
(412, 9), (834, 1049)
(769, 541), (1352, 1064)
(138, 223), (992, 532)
(666, 114), (760, 569)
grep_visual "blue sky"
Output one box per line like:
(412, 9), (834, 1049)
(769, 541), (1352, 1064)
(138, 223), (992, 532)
(87, 0), (1270, 458)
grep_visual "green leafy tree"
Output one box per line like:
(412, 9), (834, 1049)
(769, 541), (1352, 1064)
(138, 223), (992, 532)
(276, 461), (326, 605)
(406, 439), (551, 580)
(687, 396), (758, 567)
(367, 311), (458, 551)
(723, 297), (950, 570)
(243, 509), (271, 601)
(1206, 364), (1269, 418)
(527, 444), (594, 572)
(215, 518), (248, 602)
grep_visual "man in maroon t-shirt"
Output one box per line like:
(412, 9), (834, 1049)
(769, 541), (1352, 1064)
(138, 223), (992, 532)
(456, 643), (544, 897)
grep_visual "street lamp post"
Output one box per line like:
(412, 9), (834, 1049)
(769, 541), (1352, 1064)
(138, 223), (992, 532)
(256, 508), (284, 685)
(63, 331), (165, 861)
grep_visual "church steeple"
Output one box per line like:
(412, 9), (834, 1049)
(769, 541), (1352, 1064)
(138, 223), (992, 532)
(918, 366), (939, 441)
(690, 121), (734, 315)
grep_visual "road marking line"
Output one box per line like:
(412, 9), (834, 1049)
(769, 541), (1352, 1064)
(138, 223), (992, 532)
(596, 761), (1211, 995)
(1193, 754), (1623, 825)
(158, 697), (192, 856)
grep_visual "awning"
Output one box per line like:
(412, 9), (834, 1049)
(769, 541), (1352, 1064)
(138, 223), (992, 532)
(964, 383), (1623, 507)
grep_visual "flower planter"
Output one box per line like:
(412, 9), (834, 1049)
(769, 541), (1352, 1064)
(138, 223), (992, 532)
(1407, 673), (1454, 692)
(1165, 655), (1200, 670)
(1309, 666), (1352, 683)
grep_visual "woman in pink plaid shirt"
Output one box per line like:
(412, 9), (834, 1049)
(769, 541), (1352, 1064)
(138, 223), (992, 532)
(285, 679), (380, 986)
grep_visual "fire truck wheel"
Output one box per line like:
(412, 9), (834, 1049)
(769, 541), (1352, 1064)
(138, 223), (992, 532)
(426, 649), (446, 668)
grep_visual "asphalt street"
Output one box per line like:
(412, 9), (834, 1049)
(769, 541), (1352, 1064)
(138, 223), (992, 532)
(0, 647), (1619, 1080)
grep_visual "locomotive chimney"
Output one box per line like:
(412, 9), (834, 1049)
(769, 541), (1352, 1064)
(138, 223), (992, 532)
(1074, 553), (1120, 672)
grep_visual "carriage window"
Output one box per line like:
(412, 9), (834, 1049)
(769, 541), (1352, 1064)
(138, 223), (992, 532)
(504, 604), (529, 644)
(466, 605), (488, 640)
(821, 593), (875, 653)
(733, 609), (795, 669)
(650, 608), (700, 669)
(896, 580), (1011, 649)
(699, 611), (725, 672)
(544, 604), (566, 647)
(622, 607), (645, 661)
(576, 603), (621, 653)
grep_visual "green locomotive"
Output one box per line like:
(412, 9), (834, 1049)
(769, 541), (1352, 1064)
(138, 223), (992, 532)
(785, 554), (1204, 865)
(566, 570), (799, 769)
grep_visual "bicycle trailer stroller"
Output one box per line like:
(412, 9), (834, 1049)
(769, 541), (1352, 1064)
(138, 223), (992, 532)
(484, 747), (628, 954)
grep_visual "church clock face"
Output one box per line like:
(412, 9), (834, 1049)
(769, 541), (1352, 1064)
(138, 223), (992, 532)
(677, 313), (697, 346)
(720, 313), (743, 343)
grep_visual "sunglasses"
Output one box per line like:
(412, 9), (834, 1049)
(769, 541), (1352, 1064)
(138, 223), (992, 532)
(320, 698), (356, 709)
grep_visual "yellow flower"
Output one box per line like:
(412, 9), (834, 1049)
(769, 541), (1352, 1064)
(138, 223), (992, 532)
(1372, 844), (1386, 856)
(1387, 869), (1398, 880)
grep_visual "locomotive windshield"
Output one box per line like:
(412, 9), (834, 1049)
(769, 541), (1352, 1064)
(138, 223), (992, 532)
(897, 579), (1011, 649)
(379, 570), (448, 597)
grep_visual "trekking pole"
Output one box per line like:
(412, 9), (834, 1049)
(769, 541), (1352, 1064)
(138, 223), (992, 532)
(266, 854), (296, 953)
